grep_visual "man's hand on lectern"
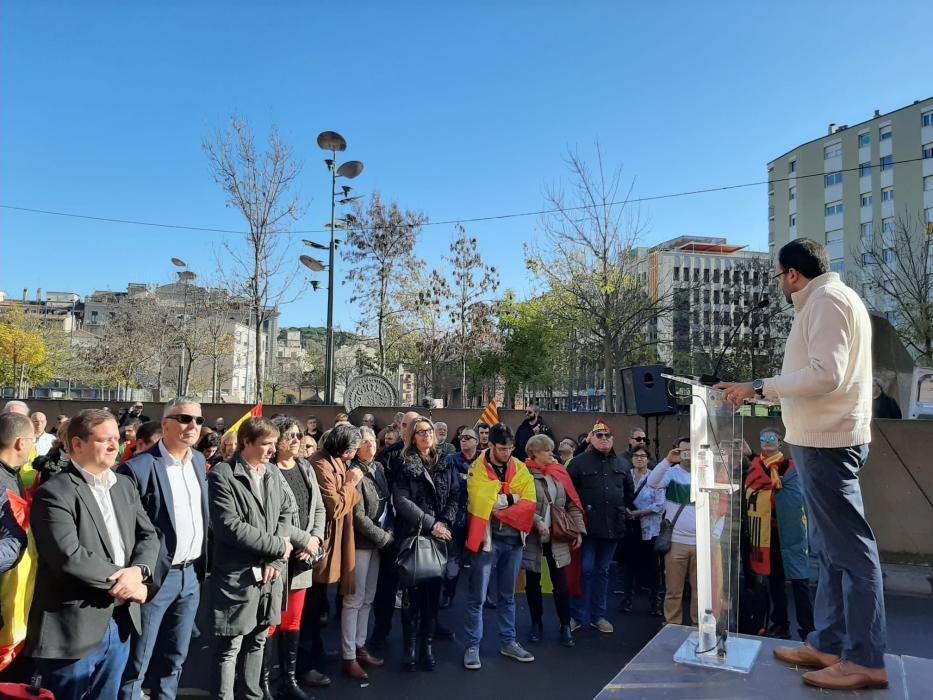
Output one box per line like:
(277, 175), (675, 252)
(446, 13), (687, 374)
(715, 382), (755, 406)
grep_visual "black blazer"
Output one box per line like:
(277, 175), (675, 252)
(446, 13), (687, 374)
(119, 442), (210, 585)
(26, 464), (159, 661)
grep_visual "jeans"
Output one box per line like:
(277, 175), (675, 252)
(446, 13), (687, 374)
(571, 537), (618, 625)
(341, 548), (380, 659)
(214, 624), (269, 700)
(41, 617), (131, 700)
(525, 543), (571, 627)
(120, 566), (200, 700)
(463, 538), (524, 648)
(790, 444), (887, 669)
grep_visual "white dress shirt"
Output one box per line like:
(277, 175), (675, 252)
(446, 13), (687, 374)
(34, 432), (55, 457)
(158, 441), (205, 565)
(72, 460), (126, 566)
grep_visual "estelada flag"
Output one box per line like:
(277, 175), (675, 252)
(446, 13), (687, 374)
(0, 491), (37, 670)
(223, 402), (263, 440)
(477, 400), (498, 427)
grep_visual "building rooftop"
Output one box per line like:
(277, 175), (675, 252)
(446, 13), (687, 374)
(652, 236), (750, 255)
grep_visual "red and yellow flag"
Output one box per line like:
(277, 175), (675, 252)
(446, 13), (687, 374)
(0, 490), (37, 670)
(223, 402), (263, 440)
(465, 453), (536, 553)
(477, 400), (498, 427)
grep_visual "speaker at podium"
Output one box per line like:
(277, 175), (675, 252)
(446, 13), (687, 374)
(620, 365), (676, 416)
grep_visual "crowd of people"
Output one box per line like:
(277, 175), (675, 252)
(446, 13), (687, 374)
(0, 398), (822, 700)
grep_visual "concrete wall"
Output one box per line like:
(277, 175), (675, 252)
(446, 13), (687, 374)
(22, 399), (933, 560)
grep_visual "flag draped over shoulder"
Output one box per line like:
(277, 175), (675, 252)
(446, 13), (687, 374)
(223, 403), (263, 440)
(0, 490), (37, 670)
(477, 400), (498, 427)
(465, 453), (536, 553)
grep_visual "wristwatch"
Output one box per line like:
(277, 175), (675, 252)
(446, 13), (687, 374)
(752, 378), (765, 398)
(137, 564), (152, 582)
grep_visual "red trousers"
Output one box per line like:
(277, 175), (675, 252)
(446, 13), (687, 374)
(269, 588), (307, 635)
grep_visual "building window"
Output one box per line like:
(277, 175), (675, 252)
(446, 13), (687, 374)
(861, 221), (874, 242)
(789, 214), (796, 227)
(724, 290), (731, 304)
(858, 132), (872, 147)
(881, 155), (893, 171)
(859, 161), (873, 177)
(923, 143), (933, 159)
(927, 208), (933, 224)
(825, 202), (844, 216)
(789, 186), (796, 201)
(713, 269), (720, 283)
(789, 160), (796, 174)
(883, 217), (895, 234)
(673, 266), (680, 281)
(826, 229), (844, 260)
(861, 194), (873, 207)
(925, 175), (933, 191)
(713, 290), (720, 304)
(923, 111), (933, 128)
(881, 187), (895, 202)
(703, 269), (710, 282)
(884, 248), (896, 264)
(880, 126), (893, 141)
(831, 260), (846, 274)
(824, 143), (842, 159)
(824, 172), (843, 187)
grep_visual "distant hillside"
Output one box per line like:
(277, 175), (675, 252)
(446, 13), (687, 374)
(283, 326), (361, 348)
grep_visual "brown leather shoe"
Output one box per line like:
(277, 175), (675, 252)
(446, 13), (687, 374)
(773, 643), (841, 669)
(357, 646), (385, 668)
(342, 658), (369, 681)
(802, 661), (888, 690)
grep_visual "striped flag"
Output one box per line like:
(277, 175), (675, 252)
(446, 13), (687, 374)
(477, 399), (498, 427)
(223, 402), (263, 439)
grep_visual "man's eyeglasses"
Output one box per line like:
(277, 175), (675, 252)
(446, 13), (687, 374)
(593, 432), (613, 439)
(773, 269), (790, 280)
(632, 436), (650, 444)
(460, 435), (478, 441)
(166, 414), (205, 426)
(760, 435), (779, 444)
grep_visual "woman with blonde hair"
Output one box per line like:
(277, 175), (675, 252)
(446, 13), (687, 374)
(522, 433), (586, 647)
(392, 416), (459, 671)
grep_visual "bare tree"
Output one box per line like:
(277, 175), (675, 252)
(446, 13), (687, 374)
(342, 192), (427, 374)
(440, 226), (501, 406)
(856, 212), (933, 363)
(203, 116), (304, 401)
(526, 145), (668, 411)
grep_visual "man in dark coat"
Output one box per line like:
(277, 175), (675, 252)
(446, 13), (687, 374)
(567, 418), (634, 634)
(27, 409), (159, 700)
(513, 405), (554, 462)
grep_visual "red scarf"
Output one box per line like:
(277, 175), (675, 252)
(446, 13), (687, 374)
(524, 459), (583, 513)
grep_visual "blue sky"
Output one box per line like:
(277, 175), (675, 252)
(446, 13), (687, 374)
(2, 0), (932, 329)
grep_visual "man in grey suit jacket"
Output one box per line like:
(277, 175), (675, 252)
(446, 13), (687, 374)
(208, 417), (318, 700)
(27, 409), (159, 700)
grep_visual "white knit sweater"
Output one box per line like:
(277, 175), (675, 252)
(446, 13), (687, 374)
(762, 272), (873, 448)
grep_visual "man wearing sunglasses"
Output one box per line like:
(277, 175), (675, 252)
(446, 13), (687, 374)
(718, 239), (885, 691)
(513, 405), (553, 462)
(567, 419), (634, 635)
(118, 398), (209, 700)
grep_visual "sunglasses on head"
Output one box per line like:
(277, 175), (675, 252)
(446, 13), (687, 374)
(166, 414), (205, 426)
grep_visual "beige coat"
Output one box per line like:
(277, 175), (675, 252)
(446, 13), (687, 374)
(310, 447), (361, 594)
(522, 470), (586, 573)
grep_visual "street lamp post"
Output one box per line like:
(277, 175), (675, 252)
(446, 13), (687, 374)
(171, 258), (197, 397)
(316, 131), (363, 404)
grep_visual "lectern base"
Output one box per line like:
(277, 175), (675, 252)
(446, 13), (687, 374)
(672, 631), (761, 674)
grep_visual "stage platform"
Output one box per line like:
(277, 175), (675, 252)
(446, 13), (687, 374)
(594, 624), (932, 699)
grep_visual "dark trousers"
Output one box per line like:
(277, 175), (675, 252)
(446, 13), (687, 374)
(622, 534), (660, 601)
(790, 444), (887, 669)
(525, 543), (571, 627)
(40, 617), (131, 700)
(370, 539), (400, 641)
(297, 584), (327, 674)
(401, 578), (441, 645)
(768, 526), (815, 638)
(119, 565), (200, 700)
(214, 624), (268, 700)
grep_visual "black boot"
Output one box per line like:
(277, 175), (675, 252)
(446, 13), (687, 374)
(260, 643), (275, 700)
(278, 631), (312, 699)
(419, 603), (437, 671)
(560, 624), (575, 648)
(401, 604), (418, 672)
(528, 621), (543, 643)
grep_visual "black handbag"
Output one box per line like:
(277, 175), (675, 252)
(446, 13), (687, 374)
(654, 503), (687, 555)
(396, 515), (448, 587)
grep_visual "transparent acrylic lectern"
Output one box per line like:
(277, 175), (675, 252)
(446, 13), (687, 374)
(662, 374), (762, 674)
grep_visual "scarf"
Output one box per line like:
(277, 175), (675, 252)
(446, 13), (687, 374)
(465, 453), (536, 553)
(524, 459), (583, 512)
(745, 452), (792, 576)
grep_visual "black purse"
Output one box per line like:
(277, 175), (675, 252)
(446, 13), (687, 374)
(654, 502), (687, 554)
(396, 514), (448, 588)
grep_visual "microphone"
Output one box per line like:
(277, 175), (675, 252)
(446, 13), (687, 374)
(701, 298), (770, 385)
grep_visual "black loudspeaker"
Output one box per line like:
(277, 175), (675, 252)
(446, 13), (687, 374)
(620, 365), (675, 416)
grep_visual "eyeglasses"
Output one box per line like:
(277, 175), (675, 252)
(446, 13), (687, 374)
(632, 453), (649, 459)
(593, 432), (613, 439)
(773, 270), (790, 280)
(283, 431), (301, 439)
(460, 435), (477, 441)
(414, 428), (434, 437)
(166, 414), (205, 426)
(760, 435), (779, 443)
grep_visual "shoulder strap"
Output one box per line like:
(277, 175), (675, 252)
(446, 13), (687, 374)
(670, 501), (688, 526)
(632, 479), (647, 502)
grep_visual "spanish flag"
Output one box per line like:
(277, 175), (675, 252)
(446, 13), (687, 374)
(465, 453), (536, 552)
(477, 400), (498, 427)
(0, 491), (37, 670)
(223, 402), (263, 440)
